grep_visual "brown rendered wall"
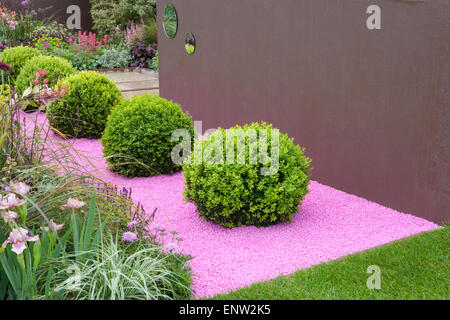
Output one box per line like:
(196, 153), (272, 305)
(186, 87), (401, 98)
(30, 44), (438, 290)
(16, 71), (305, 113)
(157, 0), (449, 224)
(3, 0), (92, 30)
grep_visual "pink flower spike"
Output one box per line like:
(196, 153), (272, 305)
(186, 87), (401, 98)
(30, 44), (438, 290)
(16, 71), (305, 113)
(1, 211), (18, 223)
(2, 228), (39, 255)
(11, 182), (30, 195)
(122, 232), (138, 242)
(60, 198), (85, 210)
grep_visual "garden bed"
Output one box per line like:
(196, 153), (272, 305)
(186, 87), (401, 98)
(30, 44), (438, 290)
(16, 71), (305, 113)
(22, 111), (439, 298)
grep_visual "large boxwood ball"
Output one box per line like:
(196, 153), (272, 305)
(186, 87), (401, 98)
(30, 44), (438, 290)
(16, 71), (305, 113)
(0, 46), (41, 83)
(183, 122), (312, 228)
(102, 94), (195, 177)
(47, 71), (122, 138)
(15, 55), (76, 94)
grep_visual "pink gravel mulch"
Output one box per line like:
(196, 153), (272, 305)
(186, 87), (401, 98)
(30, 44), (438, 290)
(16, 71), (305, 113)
(23, 112), (439, 298)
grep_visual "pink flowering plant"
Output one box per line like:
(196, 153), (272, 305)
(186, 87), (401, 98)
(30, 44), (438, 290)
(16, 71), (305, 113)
(18, 69), (69, 112)
(0, 187), (106, 299)
(0, 1), (41, 47)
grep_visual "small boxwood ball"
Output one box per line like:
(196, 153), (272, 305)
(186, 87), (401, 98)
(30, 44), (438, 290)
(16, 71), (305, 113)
(183, 122), (312, 228)
(0, 46), (41, 83)
(47, 71), (122, 138)
(16, 55), (76, 94)
(102, 94), (195, 177)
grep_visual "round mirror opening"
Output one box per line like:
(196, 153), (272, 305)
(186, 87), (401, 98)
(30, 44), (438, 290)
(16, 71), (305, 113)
(185, 33), (196, 55)
(163, 4), (178, 38)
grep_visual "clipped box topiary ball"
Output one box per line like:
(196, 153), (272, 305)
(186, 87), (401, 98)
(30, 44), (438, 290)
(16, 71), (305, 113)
(47, 71), (122, 139)
(15, 55), (76, 94)
(0, 46), (41, 83)
(183, 122), (312, 228)
(102, 94), (194, 177)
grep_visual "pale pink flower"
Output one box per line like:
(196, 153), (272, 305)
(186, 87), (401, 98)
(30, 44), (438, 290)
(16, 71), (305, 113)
(122, 231), (138, 242)
(60, 198), (85, 210)
(0, 193), (26, 210)
(198, 135), (207, 141)
(41, 219), (64, 232)
(1, 211), (18, 223)
(164, 242), (178, 252)
(10, 182), (30, 195)
(2, 228), (39, 255)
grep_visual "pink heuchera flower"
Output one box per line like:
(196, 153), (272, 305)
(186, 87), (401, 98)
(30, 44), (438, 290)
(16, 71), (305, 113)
(122, 232), (138, 242)
(37, 70), (48, 77)
(198, 135), (207, 141)
(1, 210), (18, 223)
(60, 198), (85, 210)
(0, 193), (26, 210)
(42, 219), (64, 232)
(2, 228), (39, 255)
(11, 182), (30, 195)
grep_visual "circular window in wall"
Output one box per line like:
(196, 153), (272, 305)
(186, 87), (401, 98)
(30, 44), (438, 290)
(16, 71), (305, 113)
(163, 4), (178, 38)
(185, 33), (196, 55)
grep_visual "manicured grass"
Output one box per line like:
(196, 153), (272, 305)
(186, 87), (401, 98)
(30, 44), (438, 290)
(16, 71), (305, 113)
(213, 227), (449, 300)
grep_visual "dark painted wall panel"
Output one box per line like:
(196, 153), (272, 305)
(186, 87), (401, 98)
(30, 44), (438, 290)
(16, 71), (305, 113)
(157, 0), (449, 224)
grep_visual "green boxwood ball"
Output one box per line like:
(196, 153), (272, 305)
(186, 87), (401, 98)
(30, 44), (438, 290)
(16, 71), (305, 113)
(102, 94), (195, 177)
(0, 46), (41, 83)
(183, 122), (312, 228)
(47, 71), (122, 138)
(16, 55), (76, 94)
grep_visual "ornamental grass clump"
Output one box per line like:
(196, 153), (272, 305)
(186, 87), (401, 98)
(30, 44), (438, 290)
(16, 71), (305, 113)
(0, 46), (41, 82)
(15, 55), (76, 94)
(47, 71), (122, 139)
(102, 94), (194, 177)
(183, 122), (312, 228)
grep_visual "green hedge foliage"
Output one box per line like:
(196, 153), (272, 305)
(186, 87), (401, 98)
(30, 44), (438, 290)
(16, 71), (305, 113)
(102, 94), (194, 177)
(183, 122), (312, 228)
(0, 46), (41, 83)
(47, 71), (122, 138)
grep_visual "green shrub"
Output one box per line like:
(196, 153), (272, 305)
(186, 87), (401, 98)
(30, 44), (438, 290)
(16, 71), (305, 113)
(143, 19), (158, 45)
(15, 55), (76, 94)
(150, 50), (158, 71)
(118, 0), (156, 26)
(96, 47), (132, 69)
(0, 46), (41, 82)
(183, 122), (312, 228)
(34, 35), (69, 55)
(47, 71), (122, 138)
(90, 0), (121, 37)
(28, 22), (71, 44)
(102, 94), (194, 177)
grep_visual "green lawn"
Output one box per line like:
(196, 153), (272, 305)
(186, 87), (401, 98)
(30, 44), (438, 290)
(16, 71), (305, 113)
(213, 227), (449, 300)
